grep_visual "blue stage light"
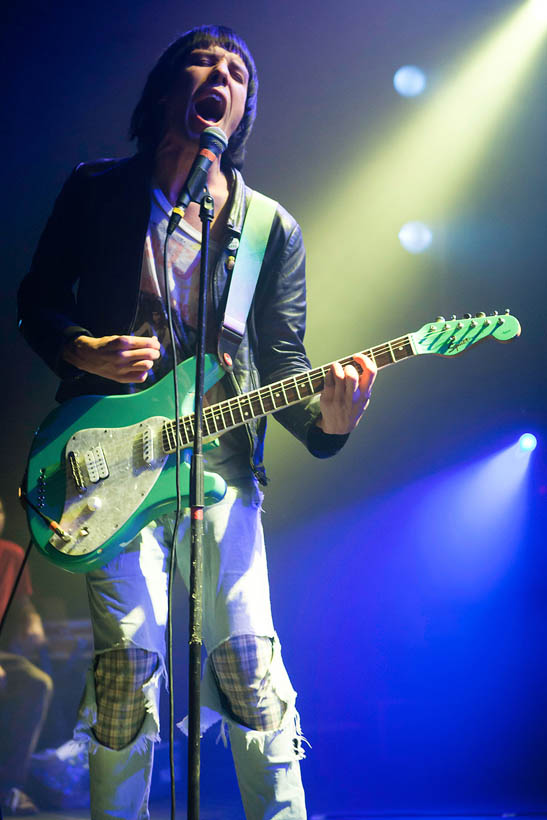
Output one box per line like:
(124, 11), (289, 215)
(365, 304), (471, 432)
(519, 433), (537, 452)
(398, 221), (433, 253)
(393, 65), (427, 97)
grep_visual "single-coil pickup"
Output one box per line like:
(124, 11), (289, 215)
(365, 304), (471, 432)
(142, 426), (154, 464)
(68, 451), (86, 493)
(85, 446), (109, 483)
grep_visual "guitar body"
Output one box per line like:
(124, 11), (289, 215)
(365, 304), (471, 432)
(24, 355), (227, 573)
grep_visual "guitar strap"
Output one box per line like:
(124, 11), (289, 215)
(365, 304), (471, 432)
(217, 190), (277, 371)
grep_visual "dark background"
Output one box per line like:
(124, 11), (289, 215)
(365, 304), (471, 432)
(2, 0), (546, 815)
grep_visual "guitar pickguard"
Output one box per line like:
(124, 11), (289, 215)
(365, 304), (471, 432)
(48, 416), (169, 557)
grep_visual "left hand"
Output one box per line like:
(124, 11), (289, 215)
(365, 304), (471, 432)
(317, 352), (377, 435)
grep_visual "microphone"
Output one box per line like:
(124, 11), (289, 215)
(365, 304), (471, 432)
(167, 126), (228, 235)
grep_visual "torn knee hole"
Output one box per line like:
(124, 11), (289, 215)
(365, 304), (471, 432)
(93, 648), (158, 750)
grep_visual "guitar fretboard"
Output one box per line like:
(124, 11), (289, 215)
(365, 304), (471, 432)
(161, 335), (414, 453)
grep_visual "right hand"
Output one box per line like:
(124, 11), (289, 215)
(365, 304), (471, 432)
(63, 335), (161, 383)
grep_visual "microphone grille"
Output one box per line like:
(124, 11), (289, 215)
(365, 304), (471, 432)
(200, 126), (228, 154)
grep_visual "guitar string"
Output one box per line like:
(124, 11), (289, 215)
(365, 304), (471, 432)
(166, 335), (414, 444)
(160, 321), (504, 450)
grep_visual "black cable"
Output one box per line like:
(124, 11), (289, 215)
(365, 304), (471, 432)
(163, 226), (183, 820)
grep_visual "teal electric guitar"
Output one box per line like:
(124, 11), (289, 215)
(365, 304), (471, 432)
(23, 312), (520, 573)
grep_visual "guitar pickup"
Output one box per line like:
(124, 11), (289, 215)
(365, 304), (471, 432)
(68, 451), (86, 493)
(85, 446), (109, 483)
(142, 426), (154, 465)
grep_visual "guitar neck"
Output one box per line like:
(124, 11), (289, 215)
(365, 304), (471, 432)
(162, 334), (415, 453)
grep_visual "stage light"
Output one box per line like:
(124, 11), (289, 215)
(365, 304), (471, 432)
(519, 433), (537, 452)
(393, 65), (427, 97)
(398, 221), (433, 253)
(268, 1), (547, 487)
(527, 0), (547, 23)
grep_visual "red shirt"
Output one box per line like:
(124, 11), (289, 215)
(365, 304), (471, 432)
(0, 539), (32, 621)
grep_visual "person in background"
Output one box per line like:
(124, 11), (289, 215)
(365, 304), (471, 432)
(0, 498), (53, 817)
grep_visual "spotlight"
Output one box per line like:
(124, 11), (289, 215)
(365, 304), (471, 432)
(527, 0), (547, 24)
(398, 221), (433, 253)
(393, 65), (427, 97)
(518, 433), (537, 452)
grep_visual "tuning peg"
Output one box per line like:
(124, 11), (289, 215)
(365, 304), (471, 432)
(450, 314), (456, 320)
(463, 313), (471, 319)
(435, 316), (445, 322)
(504, 308), (510, 314)
(493, 310), (499, 316)
(475, 312), (486, 317)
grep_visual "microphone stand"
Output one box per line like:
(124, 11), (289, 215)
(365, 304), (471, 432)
(188, 187), (214, 820)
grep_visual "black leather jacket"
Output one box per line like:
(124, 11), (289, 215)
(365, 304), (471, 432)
(18, 155), (347, 481)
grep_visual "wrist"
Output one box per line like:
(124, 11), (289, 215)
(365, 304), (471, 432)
(62, 334), (93, 367)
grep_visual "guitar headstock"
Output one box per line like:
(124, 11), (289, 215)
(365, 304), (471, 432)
(411, 311), (521, 357)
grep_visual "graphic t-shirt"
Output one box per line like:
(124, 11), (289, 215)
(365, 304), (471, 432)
(131, 186), (251, 481)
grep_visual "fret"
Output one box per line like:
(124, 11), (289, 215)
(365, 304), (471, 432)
(279, 381), (289, 406)
(260, 388), (275, 413)
(305, 371), (314, 395)
(391, 336), (412, 361)
(290, 377), (302, 401)
(265, 384), (276, 411)
(213, 405), (226, 433)
(271, 385), (284, 409)
(386, 340), (396, 363)
(204, 408), (218, 436)
(183, 416), (194, 443)
(294, 376), (305, 400)
(240, 395), (253, 421)
(255, 389), (266, 415)
(225, 400), (236, 427)
(163, 422), (174, 453)
(229, 398), (243, 425)
(249, 392), (261, 417)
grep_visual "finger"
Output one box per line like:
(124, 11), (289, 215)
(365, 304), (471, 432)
(114, 335), (161, 350)
(119, 346), (161, 362)
(328, 361), (346, 400)
(353, 353), (377, 391)
(343, 364), (360, 400)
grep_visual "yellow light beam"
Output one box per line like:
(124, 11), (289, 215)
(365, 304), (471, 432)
(299, 0), (546, 344)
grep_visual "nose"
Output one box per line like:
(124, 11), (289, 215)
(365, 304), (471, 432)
(209, 58), (230, 85)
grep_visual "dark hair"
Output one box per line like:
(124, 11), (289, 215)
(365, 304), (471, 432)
(129, 25), (258, 171)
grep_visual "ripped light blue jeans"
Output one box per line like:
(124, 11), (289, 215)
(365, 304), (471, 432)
(75, 477), (307, 820)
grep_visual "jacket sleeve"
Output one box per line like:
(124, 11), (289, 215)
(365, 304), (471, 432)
(17, 165), (93, 378)
(254, 214), (348, 458)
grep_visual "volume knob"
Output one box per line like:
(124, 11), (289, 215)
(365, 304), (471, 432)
(87, 496), (102, 512)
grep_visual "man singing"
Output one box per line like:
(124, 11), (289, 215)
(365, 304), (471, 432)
(18, 25), (376, 820)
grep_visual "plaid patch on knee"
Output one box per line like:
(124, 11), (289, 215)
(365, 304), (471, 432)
(211, 635), (286, 732)
(94, 648), (157, 750)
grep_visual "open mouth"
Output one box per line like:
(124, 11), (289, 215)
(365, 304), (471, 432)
(193, 93), (226, 124)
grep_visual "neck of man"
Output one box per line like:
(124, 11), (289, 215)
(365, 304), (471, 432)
(154, 131), (229, 208)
